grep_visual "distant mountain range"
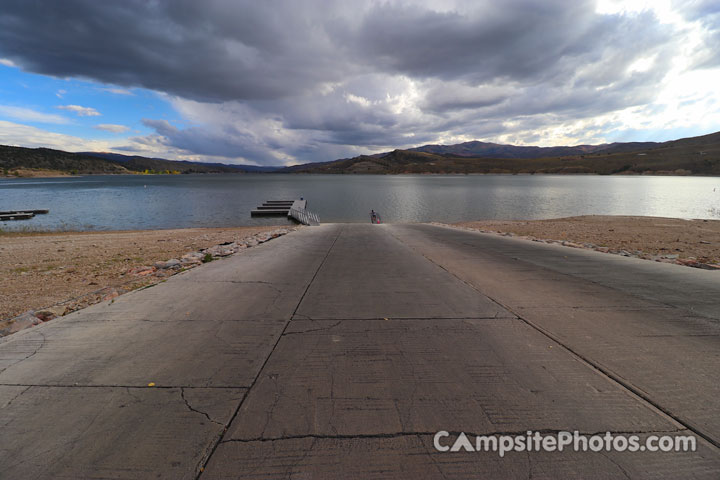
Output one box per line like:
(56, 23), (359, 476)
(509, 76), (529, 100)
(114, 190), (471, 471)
(285, 131), (720, 175)
(2, 130), (720, 176)
(408, 139), (660, 158)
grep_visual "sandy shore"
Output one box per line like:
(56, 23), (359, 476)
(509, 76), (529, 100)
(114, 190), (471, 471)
(0, 226), (287, 323)
(453, 215), (720, 268)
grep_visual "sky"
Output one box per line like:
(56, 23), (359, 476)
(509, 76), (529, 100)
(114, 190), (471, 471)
(1, 0), (720, 166)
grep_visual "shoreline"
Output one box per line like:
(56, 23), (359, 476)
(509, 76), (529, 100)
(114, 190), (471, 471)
(3, 169), (720, 178)
(0, 225), (287, 236)
(3, 215), (719, 335)
(449, 215), (720, 270)
(0, 225), (294, 334)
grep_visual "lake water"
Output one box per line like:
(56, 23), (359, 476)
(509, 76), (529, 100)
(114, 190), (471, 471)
(1, 174), (720, 230)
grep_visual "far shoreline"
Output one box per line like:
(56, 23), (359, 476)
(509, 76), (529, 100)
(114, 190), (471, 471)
(2, 169), (719, 178)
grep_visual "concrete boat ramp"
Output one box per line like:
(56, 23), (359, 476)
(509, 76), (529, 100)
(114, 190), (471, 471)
(1, 223), (720, 478)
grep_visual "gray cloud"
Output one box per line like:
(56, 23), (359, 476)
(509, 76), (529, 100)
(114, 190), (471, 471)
(421, 82), (513, 113)
(94, 123), (130, 133)
(0, 0), (352, 102)
(57, 104), (101, 116)
(676, 0), (720, 68)
(0, 0), (708, 164)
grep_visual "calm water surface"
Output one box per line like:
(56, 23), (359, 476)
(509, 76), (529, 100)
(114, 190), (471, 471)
(1, 174), (719, 230)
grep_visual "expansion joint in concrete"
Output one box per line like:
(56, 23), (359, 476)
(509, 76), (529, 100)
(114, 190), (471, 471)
(195, 226), (344, 479)
(0, 383), (252, 389)
(221, 427), (690, 444)
(389, 230), (720, 451)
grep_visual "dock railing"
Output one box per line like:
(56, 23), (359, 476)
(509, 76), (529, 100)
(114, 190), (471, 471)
(289, 206), (320, 226)
(251, 198), (320, 226)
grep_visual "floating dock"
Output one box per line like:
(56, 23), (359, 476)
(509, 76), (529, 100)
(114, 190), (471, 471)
(251, 199), (319, 226)
(251, 200), (295, 216)
(0, 209), (49, 221)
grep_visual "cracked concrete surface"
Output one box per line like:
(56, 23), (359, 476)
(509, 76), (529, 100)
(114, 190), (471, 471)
(0, 330), (46, 376)
(0, 227), (338, 479)
(389, 224), (720, 448)
(202, 432), (720, 480)
(181, 387), (231, 426)
(0, 385), (245, 479)
(225, 319), (678, 440)
(1, 224), (720, 478)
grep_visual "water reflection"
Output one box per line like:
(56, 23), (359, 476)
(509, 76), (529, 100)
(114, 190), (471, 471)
(1, 174), (719, 230)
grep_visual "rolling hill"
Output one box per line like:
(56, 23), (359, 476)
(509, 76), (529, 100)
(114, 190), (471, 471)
(3, 130), (720, 177)
(0, 146), (268, 175)
(81, 152), (280, 173)
(284, 131), (720, 175)
(0, 146), (129, 174)
(408, 140), (660, 158)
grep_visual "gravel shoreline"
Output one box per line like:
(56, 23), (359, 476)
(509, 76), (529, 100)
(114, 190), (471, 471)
(450, 215), (720, 269)
(0, 226), (294, 335)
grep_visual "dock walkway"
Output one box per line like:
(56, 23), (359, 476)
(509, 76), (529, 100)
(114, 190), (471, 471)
(0, 209), (49, 221)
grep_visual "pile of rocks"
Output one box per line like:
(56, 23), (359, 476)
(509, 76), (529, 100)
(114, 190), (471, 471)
(0, 227), (294, 337)
(127, 227), (293, 278)
(0, 284), (122, 335)
(439, 223), (720, 271)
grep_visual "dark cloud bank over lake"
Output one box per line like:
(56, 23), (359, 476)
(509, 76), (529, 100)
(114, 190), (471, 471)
(0, 0), (716, 165)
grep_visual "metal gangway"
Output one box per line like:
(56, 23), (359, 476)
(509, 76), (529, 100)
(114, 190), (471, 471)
(289, 206), (320, 226)
(289, 200), (320, 226)
(251, 198), (320, 226)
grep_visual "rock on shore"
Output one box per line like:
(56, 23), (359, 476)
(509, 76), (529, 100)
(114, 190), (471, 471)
(0, 227), (294, 337)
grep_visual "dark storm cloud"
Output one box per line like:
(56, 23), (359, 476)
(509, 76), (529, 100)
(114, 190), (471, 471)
(139, 118), (280, 162)
(0, 0), (695, 164)
(0, 0), (671, 100)
(0, 0), (349, 102)
(421, 82), (512, 113)
(346, 0), (603, 81)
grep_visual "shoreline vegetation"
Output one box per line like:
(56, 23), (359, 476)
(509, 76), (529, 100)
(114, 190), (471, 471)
(2, 215), (718, 337)
(1, 167), (182, 178)
(0, 226), (294, 336)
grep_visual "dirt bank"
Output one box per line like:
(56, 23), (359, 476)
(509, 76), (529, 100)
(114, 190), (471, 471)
(0, 226), (286, 321)
(452, 215), (720, 268)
